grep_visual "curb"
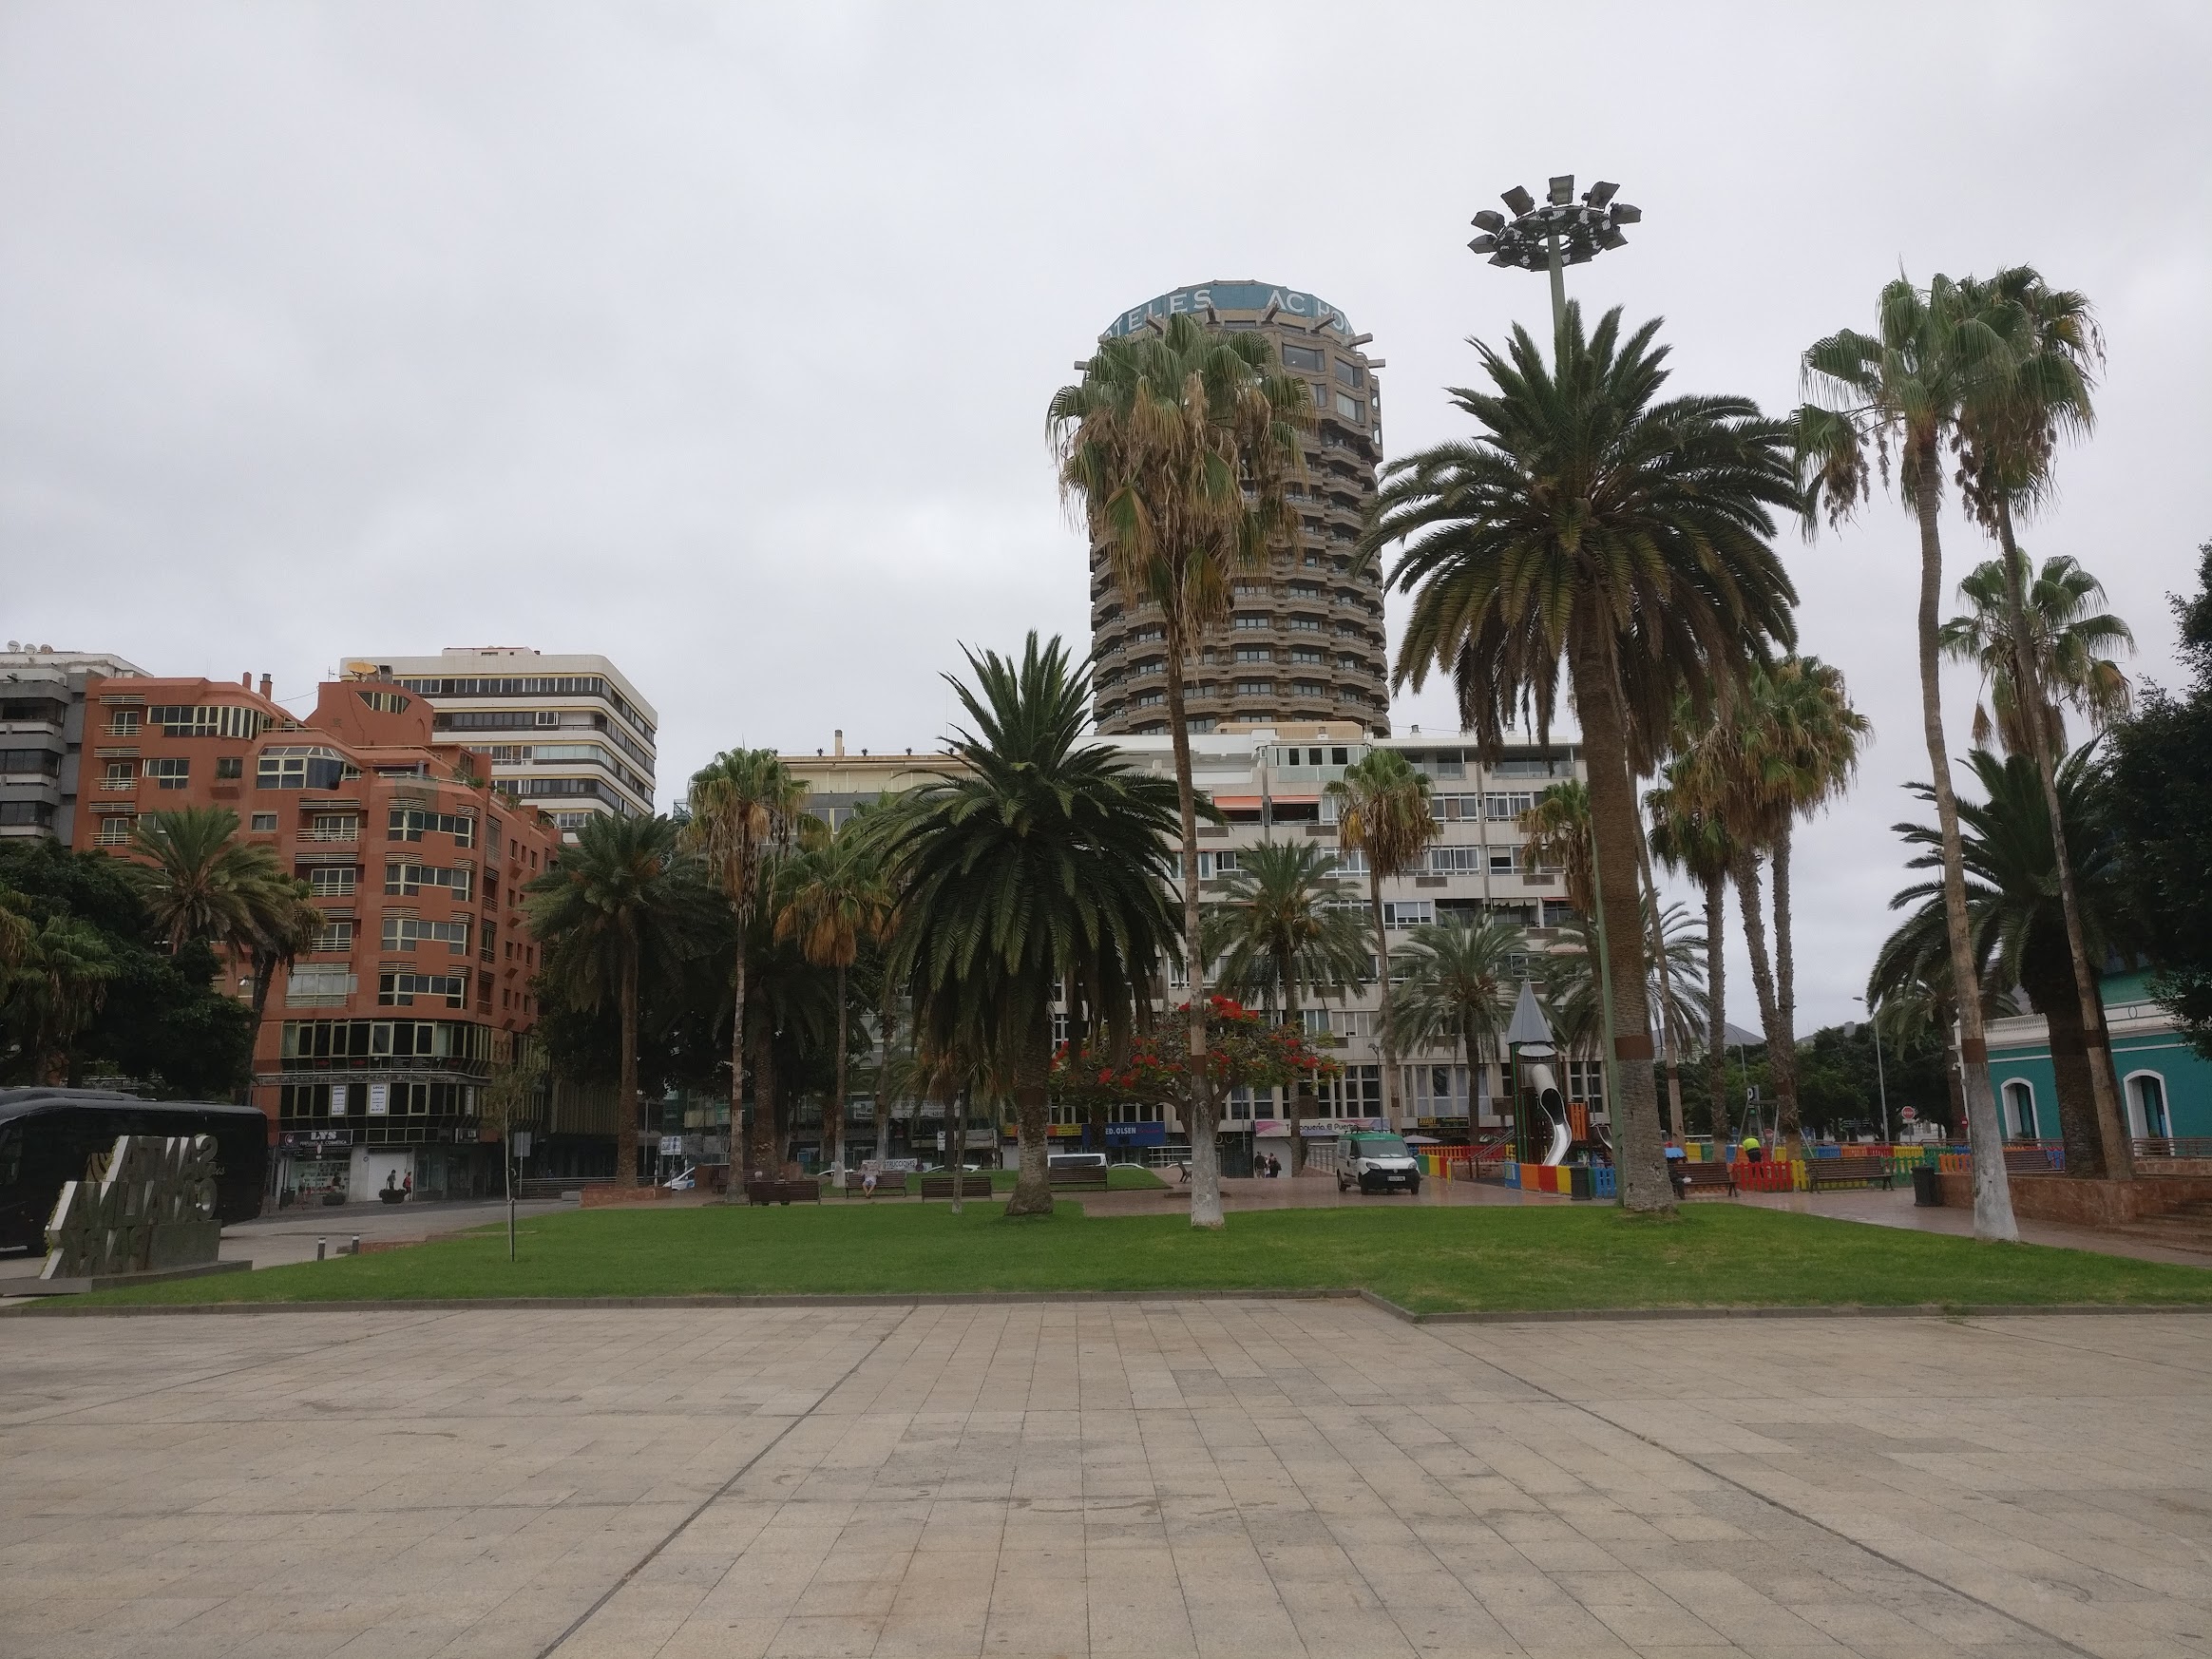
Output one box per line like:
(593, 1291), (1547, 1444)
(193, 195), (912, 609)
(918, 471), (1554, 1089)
(8, 1287), (2210, 1321)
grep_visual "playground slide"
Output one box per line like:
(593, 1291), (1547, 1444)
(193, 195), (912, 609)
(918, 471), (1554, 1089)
(1527, 1061), (1572, 1166)
(1545, 1115), (1572, 1166)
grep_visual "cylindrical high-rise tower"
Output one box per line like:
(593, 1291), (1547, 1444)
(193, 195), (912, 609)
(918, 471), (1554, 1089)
(1085, 280), (1391, 736)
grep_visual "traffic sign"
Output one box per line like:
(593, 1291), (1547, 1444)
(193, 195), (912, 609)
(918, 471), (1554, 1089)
(1899, 1107), (1918, 1123)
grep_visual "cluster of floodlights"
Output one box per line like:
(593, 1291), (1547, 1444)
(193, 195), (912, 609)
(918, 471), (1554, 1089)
(1468, 175), (1642, 270)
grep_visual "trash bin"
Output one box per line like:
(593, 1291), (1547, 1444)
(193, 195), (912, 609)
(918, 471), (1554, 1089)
(1912, 1166), (1942, 1208)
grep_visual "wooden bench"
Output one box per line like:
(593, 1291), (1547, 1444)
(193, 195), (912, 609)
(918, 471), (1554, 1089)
(1807, 1154), (1897, 1192)
(1671, 1162), (1737, 1198)
(1046, 1165), (1110, 1191)
(744, 1178), (822, 1206)
(842, 1171), (910, 1198)
(2004, 1147), (2058, 1174)
(919, 1173), (995, 1200)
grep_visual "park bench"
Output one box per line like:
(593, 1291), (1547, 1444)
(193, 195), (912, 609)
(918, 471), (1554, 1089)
(744, 1178), (822, 1206)
(919, 1173), (995, 1200)
(2004, 1147), (2059, 1174)
(1671, 1163), (1737, 1198)
(842, 1171), (910, 1198)
(1046, 1164), (1110, 1191)
(1806, 1154), (1897, 1192)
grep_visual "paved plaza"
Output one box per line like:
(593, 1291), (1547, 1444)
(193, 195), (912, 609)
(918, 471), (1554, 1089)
(3, 1303), (2208, 1659)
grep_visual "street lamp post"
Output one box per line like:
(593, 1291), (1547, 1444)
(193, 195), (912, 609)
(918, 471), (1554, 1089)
(1853, 997), (1893, 1146)
(1467, 172), (1646, 1139)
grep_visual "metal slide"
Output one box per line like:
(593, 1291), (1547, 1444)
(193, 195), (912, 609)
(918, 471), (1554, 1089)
(1526, 1062), (1573, 1166)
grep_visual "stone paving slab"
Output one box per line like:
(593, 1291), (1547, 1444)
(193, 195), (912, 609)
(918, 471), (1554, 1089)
(2, 1304), (2207, 1657)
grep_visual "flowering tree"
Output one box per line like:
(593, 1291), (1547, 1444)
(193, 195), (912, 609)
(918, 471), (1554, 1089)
(1050, 997), (1339, 1141)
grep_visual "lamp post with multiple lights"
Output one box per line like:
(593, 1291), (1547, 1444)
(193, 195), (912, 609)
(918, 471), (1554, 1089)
(1465, 171), (1648, 1145)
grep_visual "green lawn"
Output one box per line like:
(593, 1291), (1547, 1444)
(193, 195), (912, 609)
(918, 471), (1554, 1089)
(46, 1200), (2212, 1314)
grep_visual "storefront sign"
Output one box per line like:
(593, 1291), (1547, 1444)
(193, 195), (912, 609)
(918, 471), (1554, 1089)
(658, 1135), (684, 1156)
(1104, 1122), (1167, 1147)
(366, 1082), (390, 1116)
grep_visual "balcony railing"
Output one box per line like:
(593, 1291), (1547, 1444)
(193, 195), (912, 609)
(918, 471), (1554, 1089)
(97, 778), (136, 792)
(308, 827), (361, 842)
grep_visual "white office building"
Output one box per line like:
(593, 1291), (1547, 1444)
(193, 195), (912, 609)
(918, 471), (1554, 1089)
(346, 647), (658, 832)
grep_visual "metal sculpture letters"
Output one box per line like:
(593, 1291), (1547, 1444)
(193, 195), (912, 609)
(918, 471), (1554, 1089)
(43, 1135), (222, 1281)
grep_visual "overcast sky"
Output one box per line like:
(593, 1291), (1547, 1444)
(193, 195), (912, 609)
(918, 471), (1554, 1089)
(5, 2), (2208, 1036)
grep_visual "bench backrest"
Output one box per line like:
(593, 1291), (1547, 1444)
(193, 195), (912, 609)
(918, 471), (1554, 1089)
(1825, 1156), (1889, 1175)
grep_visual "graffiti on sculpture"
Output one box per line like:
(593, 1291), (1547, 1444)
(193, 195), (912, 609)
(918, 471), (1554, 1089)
(43, 1135), (223, 1282)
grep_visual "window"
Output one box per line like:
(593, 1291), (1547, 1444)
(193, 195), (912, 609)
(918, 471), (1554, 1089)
(304, 866), (358, 897)
(1335, 392), (1364, 422)
(312, 920), (354, 952)
(1234, 679), (1274, 696)
(280, 1017), (487, 1065)
(385, 862), (473, 900)
(1183, 849), (1239, 880)
(143, 757), (190, 790)
(1330, 849), (1368, 876)
(1287, 615), (1323, 632)
(215, 754), (243, 779)
(0, 749), (60, 775)
(148, 704), (270, 739)
(1430, 847), (1484, 874)
(381, 916), (471, 955)
(1292, 680), (1327, 697)
(2002, 1079), (2038, 1139)
(1565, 1059), (1606, 1110)
(258, 747), (351, 791)
(0, 800), (56, 828)
(1319, 1063), (1382, 1118)
(91, 813), (135, 845)
(1231, 614), (1271, 631)
(310, 812), (359, 842)
(1281, 343), (1324, 372)
(1484, 791), (1536, 821)
(286, 965), (355, 1005)
(1382, 899), (1433, 928)
(378, 971), (467, 1008)
(1234, 647), (1274, 663)
(1490, 849), (1516, 875)
(1334, 360), (1366, 390)
(104, 708), (142, 735)
(1288, 648), (1324, 665)
(388, 807), (475, 845)
(1133, 691), (1164, 709)
(2126, 1073), (2169, 1139)
(355, 689), (410, 713)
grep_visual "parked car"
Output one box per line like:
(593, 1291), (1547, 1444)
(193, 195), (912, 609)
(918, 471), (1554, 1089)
(1336, 1131), (1421, 1195)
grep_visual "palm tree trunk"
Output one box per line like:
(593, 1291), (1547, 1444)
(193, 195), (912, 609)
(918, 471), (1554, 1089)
(1733, 850), (1783, 1138)
(2028, 961), (2100, 1174)
(1566, 637), (1671, 1212)
(1366, 868), (1398, 1136)
(749, 997), (777, 1174)
(730, 905), (751, 1193)
(1006, 1001), (1055, 1216)
(1279, 945), (1309, 1175)
(1914, 470), (2016, 1240)
(1996, 503), (2131, 1181)
(1162, 636), (1221, 1229)
(1770, 825), (1802, 1143)
(1630, 830), (1686, 1143)
(948, 1084), (968, 1215)
(829, 963), (849, 1175)
(1703, 871), (1728, 1142)
(619, 926), (640, 1189)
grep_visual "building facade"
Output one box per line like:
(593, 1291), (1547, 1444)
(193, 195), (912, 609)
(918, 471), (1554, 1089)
(785, 722), (1590, 1165)
(346, 647), (658, 832)
(72, 671), (565, 1203)
(1086, 282), (1392, 738)
(1987, 969), (2209, 1145)
(0, 646), (146, 842)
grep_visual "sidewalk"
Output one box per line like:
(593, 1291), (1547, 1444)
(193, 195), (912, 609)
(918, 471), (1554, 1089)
(1736, 1182), (2212, 1266)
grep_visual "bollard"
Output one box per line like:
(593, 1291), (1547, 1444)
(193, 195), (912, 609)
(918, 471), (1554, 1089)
(316, 1237), (327, 1261)
(351, 1236), (361, 1256)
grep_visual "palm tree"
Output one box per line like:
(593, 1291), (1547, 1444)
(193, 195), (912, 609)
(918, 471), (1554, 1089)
(131, 806), (285, 955)
(684, 749), (810, 1173)
(1944, 550), (2134, 754)
(774, 827), (892, 1176)
(1367, 304), (1798, 1212)
(1952, 269), (2133, 1180)
(1879, 746), (2122, 1175)
(244, 877), (326, 1027)
(525, 813), (708, 1188)
(1386, 916), (1521, 1122)
(1647, 764), (1737, 1140)
(5, 915), (116, 1084)
(1050, 314), (1313, 1229)
(1325, 749), (1438, 1135)
(1797, 271), (2030, 1240)
(1203, 839), (1370, 1172)
(1516, 781), (1593, 916)
(881, 634), (1182, 1217)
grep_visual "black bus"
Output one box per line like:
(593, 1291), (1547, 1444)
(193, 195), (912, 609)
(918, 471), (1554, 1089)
(0, 1089), (269, 1255)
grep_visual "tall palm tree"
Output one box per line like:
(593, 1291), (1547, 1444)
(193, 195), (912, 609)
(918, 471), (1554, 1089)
(1203, 839), (1370, 1172)
(1797, 271), (2029, 1240)
(1647, 761), (1737, 1141)
(1944, 550), (2134, 754)
(774, 827), (893, 1176)
(244, 877), (327, 1026)
(1878, 746), (2119, 1173)
(1367, 304), (1798, 1212)
(882, 634), (1182, 1217)
(1952, 269), (2133, 1180)
(1050, 314), (1313, 1229)
(1325, 749), (1438, 1135)
(5, 915), (116, 1084)
(131, 806), (285, 955)
(525, 813), (709, 1188)
(1386, 915), (1522, 1123)
(684, 749), (810, 1173)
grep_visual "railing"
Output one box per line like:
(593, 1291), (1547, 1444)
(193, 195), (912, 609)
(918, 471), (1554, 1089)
(97, 778), (136, 791)
(2135, 1137), (2212, 1161)
(309, 827), (360, 842)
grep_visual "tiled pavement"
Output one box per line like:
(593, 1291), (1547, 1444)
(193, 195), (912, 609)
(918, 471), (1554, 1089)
(3, 1304), (2207, 1657)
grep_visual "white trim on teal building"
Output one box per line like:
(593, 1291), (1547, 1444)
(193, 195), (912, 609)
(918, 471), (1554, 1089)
(1986, 970), (2209, 1140)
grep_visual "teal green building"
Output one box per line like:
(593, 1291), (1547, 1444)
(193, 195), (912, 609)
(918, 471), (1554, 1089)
(1985, 971), (2205, 1142)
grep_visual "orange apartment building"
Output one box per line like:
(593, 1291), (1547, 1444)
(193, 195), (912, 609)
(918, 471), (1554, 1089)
(72, 670), (564, 1205)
